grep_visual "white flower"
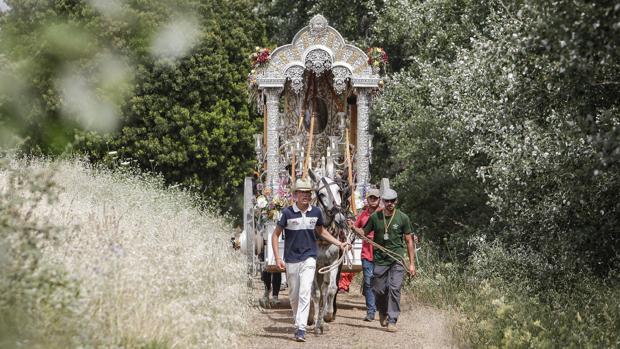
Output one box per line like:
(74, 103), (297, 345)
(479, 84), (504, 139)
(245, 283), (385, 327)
(255, 195), (268, 209)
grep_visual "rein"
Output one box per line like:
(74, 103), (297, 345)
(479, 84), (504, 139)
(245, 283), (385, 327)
(316, 211), (356, 275)
(348, 225), (418, 277)
(350, 227), (439, 284)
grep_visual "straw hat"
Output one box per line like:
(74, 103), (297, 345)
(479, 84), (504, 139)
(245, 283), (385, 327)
(293, 178), (313, 192)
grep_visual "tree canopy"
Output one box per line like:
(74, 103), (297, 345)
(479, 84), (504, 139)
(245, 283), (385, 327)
(1, 0), (267, 211)
(372, 0), (620, 278)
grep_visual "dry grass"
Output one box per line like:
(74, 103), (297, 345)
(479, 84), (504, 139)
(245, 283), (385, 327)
(1, 157), (250, 348)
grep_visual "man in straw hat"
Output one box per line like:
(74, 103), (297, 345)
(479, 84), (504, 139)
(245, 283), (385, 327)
(271, 178), (349, 342)
(350, 188), (416, 332)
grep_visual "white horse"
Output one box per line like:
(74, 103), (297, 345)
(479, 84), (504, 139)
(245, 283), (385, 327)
(307, 169), (348, 334)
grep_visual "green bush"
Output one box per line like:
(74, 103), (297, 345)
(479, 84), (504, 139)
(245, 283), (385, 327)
(374, 0), (620, 274)
(0, 157), (81, 348)
(409, 243), (620, 348)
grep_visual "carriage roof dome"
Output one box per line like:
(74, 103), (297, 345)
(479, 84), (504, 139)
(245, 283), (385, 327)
(253, 14), (380, 93)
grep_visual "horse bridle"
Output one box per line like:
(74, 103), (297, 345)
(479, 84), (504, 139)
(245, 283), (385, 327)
(315, 177), (341, 215)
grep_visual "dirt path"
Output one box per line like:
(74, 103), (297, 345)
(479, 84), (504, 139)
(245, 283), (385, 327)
(240, 277), (459, 349)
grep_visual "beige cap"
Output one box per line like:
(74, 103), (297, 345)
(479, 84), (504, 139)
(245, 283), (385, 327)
(367, 188), (380, 198)
(293, 178), (313, 192)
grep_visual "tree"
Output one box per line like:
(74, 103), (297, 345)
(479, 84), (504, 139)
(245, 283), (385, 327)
(452, 0), (620, 277)
(373, 0), (620, 278)
(371, 0), (502, 254)
(1, 0), (268, 212)
(371, 0), (495, 71)
(258, 0), (382, 47)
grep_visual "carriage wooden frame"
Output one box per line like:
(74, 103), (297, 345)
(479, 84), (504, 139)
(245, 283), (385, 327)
(243, 15), (384, 276)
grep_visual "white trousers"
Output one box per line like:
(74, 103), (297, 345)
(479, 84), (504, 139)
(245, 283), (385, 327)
(286, 257), (316, 331)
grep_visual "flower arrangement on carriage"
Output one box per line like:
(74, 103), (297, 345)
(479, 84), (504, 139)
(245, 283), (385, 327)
(367, 47), (388, 74)
(247, 47), (271, 101)
(254, 192), (290, 221)
(250, 46), (271, 68)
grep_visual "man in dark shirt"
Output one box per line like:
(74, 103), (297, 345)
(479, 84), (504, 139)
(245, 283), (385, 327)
(271, 178), (347, 342)
(350, 188), (416, 332)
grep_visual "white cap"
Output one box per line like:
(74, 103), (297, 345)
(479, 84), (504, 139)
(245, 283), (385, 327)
(381, 188), (398, 200)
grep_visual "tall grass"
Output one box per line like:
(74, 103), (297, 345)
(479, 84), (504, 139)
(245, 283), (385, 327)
(408, 241), (620, 348)
(0, 157), (250, 348)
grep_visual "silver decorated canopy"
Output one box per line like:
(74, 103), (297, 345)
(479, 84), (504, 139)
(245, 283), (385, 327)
(254, 14), (381, 93)
(250, 15), (384, 202)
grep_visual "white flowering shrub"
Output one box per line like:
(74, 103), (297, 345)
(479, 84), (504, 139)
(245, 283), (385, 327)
(374, 0), (619, 280)
(372, 0), (620, 347)
(0, 157), (250, 348)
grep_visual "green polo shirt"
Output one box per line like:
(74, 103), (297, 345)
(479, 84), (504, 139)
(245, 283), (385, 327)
(364, 210), (413, 266)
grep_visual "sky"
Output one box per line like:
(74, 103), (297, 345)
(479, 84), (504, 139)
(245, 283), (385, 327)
(0, 0), (8, 12)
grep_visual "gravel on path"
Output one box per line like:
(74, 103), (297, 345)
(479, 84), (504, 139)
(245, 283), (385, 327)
(241, 277), (460, 349)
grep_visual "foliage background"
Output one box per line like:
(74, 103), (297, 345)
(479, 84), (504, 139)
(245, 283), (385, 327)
(0, 0), (267, 213)
(1, 0), (619, 347)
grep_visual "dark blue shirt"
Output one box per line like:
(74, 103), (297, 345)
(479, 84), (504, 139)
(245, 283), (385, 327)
(277, 204), (324, 263)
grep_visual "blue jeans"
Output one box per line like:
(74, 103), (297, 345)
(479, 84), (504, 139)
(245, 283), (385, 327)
(362, 259), (376, 316)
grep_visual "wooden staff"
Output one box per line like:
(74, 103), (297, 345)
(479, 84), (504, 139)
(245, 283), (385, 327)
(302, 114), (315, 180)
(297, 74), (313, 133)
(349, 98), (357, 153)
(291, 145), (296, 181)
(302, 76), (318, 180)
(263, 99), (267, 151)
(345, 129), (357, 215)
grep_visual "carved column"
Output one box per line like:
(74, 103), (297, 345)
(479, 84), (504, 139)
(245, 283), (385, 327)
(265, 87), (283, 191)
(355, 88), (371, 193)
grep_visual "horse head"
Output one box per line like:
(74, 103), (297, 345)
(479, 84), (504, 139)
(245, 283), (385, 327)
(308, 169), (346, 228)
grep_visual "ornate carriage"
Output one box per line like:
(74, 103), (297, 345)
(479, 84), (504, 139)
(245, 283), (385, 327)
(242, 15), (385, 275)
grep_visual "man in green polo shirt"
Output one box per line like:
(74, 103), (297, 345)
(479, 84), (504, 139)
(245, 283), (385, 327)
(350, 188), (416, 332)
